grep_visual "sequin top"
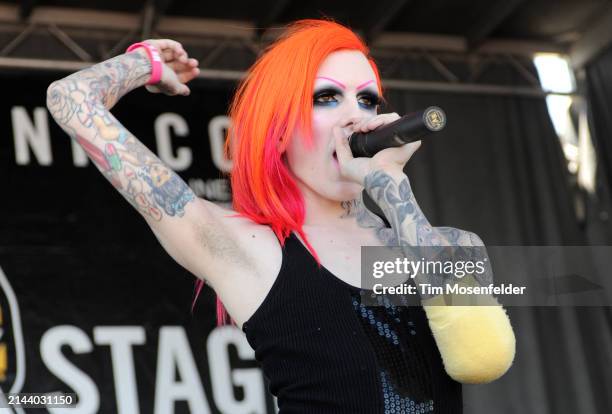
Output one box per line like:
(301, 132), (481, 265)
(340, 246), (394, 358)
(242, 232), (463, 413)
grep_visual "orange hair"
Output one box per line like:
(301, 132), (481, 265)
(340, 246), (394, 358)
(194, 19), (383, 325)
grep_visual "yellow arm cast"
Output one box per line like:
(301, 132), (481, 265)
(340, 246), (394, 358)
(362, 169), (516, 384)
(422, 277), (516, 384)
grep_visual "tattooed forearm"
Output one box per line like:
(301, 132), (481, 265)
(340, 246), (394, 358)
(363, 170), (447, 247)
(363, 171), (485, 247)
(354, 194), (398, 246)
(47, 52), (151, 138)
(48, 51), (151, 114)
(363, 169), (494, 299)
(435, 227), (483, 246)
(46, 51), (195, 222)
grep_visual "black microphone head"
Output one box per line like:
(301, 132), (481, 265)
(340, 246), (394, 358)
(422, 106), (446, 132)
(348, 106), (446, 157)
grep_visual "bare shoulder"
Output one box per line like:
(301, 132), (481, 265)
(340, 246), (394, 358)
(194, 199), (285, 327)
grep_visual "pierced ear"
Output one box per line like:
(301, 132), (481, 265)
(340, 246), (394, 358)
(277, 133), (295, 152)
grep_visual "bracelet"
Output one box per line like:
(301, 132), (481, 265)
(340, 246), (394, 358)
(125, 42), (162, 85)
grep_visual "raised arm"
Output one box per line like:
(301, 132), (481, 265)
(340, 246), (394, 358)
(46, 40), (249, 286)
(47, 44), (192, 218)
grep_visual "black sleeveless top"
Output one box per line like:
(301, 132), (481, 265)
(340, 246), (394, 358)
(242, 233), (463, 413)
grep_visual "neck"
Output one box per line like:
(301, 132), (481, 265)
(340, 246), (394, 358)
(300, 184), (355, 228)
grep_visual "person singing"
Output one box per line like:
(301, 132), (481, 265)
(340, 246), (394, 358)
(47, 19), (515, 413)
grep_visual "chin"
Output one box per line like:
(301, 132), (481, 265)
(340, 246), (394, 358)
(298, 170), (363, 202)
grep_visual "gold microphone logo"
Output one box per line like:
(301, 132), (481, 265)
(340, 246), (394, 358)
(423, 107), (446, 131)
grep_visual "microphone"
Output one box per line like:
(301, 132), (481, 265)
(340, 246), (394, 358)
(348, 106), (446, 157)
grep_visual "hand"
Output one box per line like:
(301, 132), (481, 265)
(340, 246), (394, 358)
(138, 39), (200, 96)
(333, 113), (421, 185)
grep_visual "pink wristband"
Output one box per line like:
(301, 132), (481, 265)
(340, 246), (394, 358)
(126, 42), (162, 85)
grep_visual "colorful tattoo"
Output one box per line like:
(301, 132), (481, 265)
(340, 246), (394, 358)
(47, 51), (195, 221)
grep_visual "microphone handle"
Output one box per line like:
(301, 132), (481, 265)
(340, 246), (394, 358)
(353, 106), (446, 227)
(348, 106), (446, 157)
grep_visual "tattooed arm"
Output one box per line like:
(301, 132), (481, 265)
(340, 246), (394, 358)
(362, 168), (479, 247)
(46, 41), (250, 286)
(334, 112), (514, 383)
(361, 167), (515, 383)
(46, 50), (185, 221)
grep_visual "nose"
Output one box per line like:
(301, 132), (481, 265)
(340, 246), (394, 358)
(338, 112), (364, 135)
(335, 117), (356, 139)
(339, 116), (359, 128)
(337, 94), (367, 131)
(346, 96), (366, 118)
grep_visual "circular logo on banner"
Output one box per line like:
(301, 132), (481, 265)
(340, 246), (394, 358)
(0, 266), (26, 397)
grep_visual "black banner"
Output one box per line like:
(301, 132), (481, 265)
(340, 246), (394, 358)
(1, 71), (277, 413)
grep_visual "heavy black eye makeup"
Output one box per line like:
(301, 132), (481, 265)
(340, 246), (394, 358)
(313, 87), (380, 110)
(313, 87), (343, 106)
(357, 91), (381, 109)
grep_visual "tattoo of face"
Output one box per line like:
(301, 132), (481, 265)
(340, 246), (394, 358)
(340, 199), (358, 218)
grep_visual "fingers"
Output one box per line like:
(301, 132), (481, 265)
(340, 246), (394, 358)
(168, 58), (200, 80)
(144, 84), (161, 94)
(333, 126), (353, 166)
(145, 39), (200, 76)
(354, 113), (400, 133)
(170, 85), (191, 96)
(161, 48), (180, 63)
(167, 76), (191, 95)
(338, 113), (400, 135)
(175, 83), (191, 96)
(148, 39), (184, 54)
(333, 114), (416, 185)
(148, 70), (191, 96)
(147, 38), (181, 50)
(170, 48), (188, 63)
(145, 83), (190, 96)
(383, 140), (421, 165)
(141, 39), (200, 97)
(147, 39), (189, 64)
(178, 67), (200, 83)
(400, 140), (421, 159)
